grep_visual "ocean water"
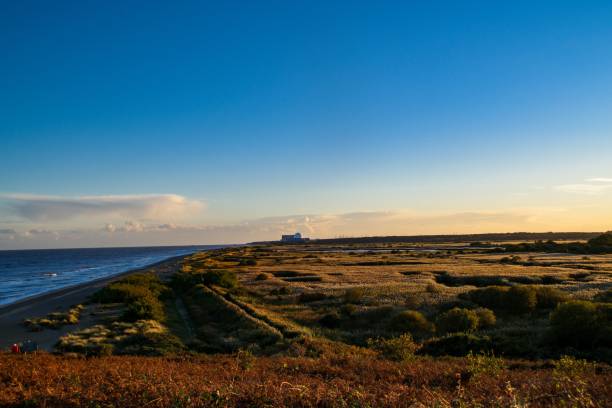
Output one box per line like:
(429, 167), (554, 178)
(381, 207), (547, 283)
(0, 245), (223, 306)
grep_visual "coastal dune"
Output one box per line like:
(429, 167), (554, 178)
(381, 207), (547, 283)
(0, 255), (186, 351)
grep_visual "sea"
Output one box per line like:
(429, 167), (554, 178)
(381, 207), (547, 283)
(0, 245), (225, 307)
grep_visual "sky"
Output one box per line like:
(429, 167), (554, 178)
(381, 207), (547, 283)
(1, 1), (612, 249)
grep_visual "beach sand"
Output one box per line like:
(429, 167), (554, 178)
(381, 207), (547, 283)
(0, 255), (187, 351)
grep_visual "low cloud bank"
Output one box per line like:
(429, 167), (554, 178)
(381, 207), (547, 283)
(555, 178), (612, 195)
(0, 193), (204, 222)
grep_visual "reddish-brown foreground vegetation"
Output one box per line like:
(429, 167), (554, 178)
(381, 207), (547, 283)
(0, 352), (610, 407)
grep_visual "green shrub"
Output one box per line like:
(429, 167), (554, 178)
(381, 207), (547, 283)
(474, 308), (496, 328)
(367, 334), (418, 361)
(489, 327), (542, 357)
(340, 304), (357, 316)
(466, 351), (505, 377)
(254, 273), (269, 281)
(389, 310), (433, 337)
(343, 287), (365, 304)
(549, 301), (611, 349)
(202, 270), (238, 288)
(595, 289), (612, 303)
(115, 331), (185, 356)
(92, 274), (168, 323)
(467, 285), (537, 314)
(319, 311), (342, 328)
(298, 292), (328, 303)
(505, 286), (537, 314)
(239, 258), (257, 266)
(122, 296), (165, 322)
(436, 308), (479, 334)
(93, 283), (153, 304)
(534, 286), (569, 308)
(467, 286), (509, 310)
(419, 333), (492, 357)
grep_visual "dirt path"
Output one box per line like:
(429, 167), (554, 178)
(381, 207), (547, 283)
(174, 297), (195, 343)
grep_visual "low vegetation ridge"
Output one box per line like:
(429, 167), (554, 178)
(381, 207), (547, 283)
(281, 231), (603, 245)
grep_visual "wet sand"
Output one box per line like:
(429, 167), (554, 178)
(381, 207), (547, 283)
(0, 254), (188, 351)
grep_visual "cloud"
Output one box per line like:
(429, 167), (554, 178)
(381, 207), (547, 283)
(22, 229), (60, 240)
(555, 178), (612, 195)
(103, 221), (180, 233)
(586, 178), (612, 183)
(0, 193), (204, 222)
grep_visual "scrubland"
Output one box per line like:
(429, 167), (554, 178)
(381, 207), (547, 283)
(4, 233), (612, 406)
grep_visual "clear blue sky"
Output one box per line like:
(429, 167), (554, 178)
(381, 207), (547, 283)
(1, 1), (612, 248)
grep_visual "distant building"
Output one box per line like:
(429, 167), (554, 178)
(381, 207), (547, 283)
(281, 232), (309, 243)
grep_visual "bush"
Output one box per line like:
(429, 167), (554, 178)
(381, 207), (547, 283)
(474, 308), (496, 328)
(505, 286), (537, 314)
(340, 304), (356, 316)
(202, 270), (238, 289)
(534, 287), (569, 309)
(549, 301), (609, 349)
(436, 308), (479, 334)
(419, 333), (492, 357)
(466, 351), (506, 377)
(595, 289), (612, 303)
(467, 286), (509, 310)
(467, 285), (537, 314)
(367, 334), (418, 361)
(319, 311), (342, 328)
(343, 287), (365, 304)
(92, 275), (168, 323)
(122, 296), (165, 322)
(254, 273), (269, 281)
(116, 331), (185, 356)
(298, 292), (328, 303)
(389, 310), (433, 337)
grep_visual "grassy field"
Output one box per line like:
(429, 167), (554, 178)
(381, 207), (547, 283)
(5, 235), (612, 406)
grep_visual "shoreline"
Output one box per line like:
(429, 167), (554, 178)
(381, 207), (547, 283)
(0, 254), (187, 314)
(0, 248), (221, 350)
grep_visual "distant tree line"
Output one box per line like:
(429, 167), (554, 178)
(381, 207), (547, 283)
(303, 232), (601, 245)
(501, 232), (612, 254)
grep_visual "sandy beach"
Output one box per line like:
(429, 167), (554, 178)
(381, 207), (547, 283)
(0, 254), (188, 351)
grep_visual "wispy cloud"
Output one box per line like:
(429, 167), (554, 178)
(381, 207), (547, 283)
(554, 178), (612, 195)
(0, 193), (205, 222)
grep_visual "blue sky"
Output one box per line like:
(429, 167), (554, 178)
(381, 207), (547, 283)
(1, 1), (612, 248)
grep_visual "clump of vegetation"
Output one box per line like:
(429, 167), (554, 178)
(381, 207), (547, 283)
(420, 333), (492, 357)
(436, 307), (479, 334)
(474, 307), (496, 328)
(389, 310), (434, 337)
(239, 258), (257, 266)
(255, 273), (270, 281)
(319, 311), (342, 328)
(466, 285), (567, 314)
(24, 304), (84, 331)
(466, 351), (506, 377)
(595, 288), (612, 303)
(502, 232), (612, 254)
(534, 286), (569, 308)
(201, 269), (238, 288)
(56, 320), (184, 356)
(549, 300), (611, 349)
(505, 286), (537, 314)
(343, 287), (365, 303)
(298, 291), (328, 303)
(92, 273), (169, 322)
(367, 334), (418, 361)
